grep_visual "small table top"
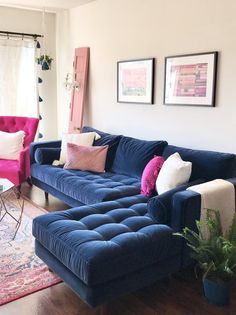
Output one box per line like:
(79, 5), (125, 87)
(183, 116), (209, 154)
(0, 178), (15, 194)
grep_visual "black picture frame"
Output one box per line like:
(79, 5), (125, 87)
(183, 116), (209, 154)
(164, 51), (218, 107)
(117, 58), (155, 104)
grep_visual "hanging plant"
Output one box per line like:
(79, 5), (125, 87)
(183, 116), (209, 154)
(37, 54), (53, 71)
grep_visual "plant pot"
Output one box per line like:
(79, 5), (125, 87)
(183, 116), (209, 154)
(203, 278), (231, 306)
(37, 55), (53, 71)
(42, 61), (50, 71)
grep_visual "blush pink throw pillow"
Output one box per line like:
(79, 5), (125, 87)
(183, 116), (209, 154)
(141, 156), (164, 197)
(64, 143), (109, 172)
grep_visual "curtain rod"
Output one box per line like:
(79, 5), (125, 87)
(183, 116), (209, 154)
(0, 31), (43, 39)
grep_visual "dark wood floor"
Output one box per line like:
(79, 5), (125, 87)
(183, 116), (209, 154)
(1, 184), (235, 315)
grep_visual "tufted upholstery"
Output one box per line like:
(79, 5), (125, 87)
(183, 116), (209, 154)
(0, 116), (39, 186)
(31, 164), (141, 204)
(0, 116), (38, 148)
(33, 198), (176, 286)
(31, 127), (236, 307)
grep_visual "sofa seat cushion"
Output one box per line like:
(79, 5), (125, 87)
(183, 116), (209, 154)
(33, 201), (174, 286)
(31, 164), (141, 205)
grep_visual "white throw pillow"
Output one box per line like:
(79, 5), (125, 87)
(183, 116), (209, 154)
(58, 132), (101, 165)
(0, 130), (25, 160)
(156, 152), (192, 194)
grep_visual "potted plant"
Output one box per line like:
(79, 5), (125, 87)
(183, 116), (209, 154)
(174, 209), (236, 306)
(37, 54), (53, 70)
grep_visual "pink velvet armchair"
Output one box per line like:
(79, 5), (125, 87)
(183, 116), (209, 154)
(0, 116), (39, 189)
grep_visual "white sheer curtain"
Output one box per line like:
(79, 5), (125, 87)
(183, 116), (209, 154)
(0, 37), (38, 117)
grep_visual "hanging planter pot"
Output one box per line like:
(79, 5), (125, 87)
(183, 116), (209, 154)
(37, 54), (53, 71)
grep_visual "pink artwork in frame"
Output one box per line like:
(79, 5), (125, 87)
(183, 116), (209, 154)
(117, 58), (155, 104)
(164, 51), (218, 107)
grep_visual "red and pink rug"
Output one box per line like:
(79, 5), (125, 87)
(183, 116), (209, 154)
(0, 196), (62, 306)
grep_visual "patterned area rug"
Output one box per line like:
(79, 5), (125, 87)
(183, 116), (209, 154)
(0, 196), (62, 306)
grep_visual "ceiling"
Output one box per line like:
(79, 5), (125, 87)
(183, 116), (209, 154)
(0, 0), (95, 11)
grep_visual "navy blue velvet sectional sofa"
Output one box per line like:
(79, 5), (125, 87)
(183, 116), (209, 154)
(31, 127), (236, 307)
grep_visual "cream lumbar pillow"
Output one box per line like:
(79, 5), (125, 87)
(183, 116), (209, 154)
(57, 132), (101, 165)
(0, 130), (25, 160)
(156, 152), (192, 194)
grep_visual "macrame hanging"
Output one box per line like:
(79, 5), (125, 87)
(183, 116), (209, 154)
(36, 8), (45, 140)
(36, 44), (43, 139)
(36, 8), (54, 140)
(37, 9), (53, 71)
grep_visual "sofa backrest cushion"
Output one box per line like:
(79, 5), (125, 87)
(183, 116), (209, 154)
(82, 126), (121, 171)
(112, 136), (168, 178)
(163, 145), (236, 181)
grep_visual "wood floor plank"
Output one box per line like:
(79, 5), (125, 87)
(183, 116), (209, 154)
(1, 184), (235, 315)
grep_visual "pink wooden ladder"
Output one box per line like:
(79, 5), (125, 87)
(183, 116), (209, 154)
(68, 47), (90, 133)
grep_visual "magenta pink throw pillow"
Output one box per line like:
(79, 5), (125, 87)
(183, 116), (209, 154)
(141, 156), (164, 197)
(64, 143), (108, 172)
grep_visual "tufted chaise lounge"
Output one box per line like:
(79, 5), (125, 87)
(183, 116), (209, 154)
(32, 127), (236, 307)
(33, 195), (184, 306)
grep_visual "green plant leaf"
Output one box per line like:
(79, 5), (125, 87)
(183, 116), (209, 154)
(174, 209), (236, 282)
(228, 213), (236, 245)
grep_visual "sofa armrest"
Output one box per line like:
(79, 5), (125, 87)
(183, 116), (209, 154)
(147, 179), (204, 225)
(30, 140), (61, 164)
(35, 148), (61, 165)
(171, 190), (201, 268)
(19, 147), (30, 179)
(171, 178), (236, 233)
(171, 190), (201, 233)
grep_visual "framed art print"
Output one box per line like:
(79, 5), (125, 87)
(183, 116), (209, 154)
(117, 58), (155, 104)
(164, 51), (218, 107)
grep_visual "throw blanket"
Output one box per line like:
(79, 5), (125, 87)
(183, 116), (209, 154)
(187, 179), (235, 237)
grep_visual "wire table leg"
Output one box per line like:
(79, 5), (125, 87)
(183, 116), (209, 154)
(0, 187), (24, 240)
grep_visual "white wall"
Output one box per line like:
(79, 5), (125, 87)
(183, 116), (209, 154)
(0, 6), (57, 140)
(57, 0), (236, 153)
(56, 9), (73, 136)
